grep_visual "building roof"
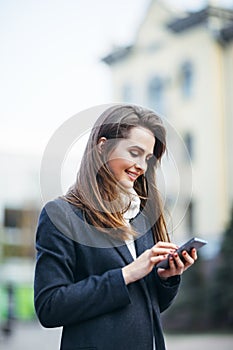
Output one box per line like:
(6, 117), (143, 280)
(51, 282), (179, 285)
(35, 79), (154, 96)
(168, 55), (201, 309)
(167, 8), (208, 32)
(167, 6), (233, 33)
(102, 5), (233, 66)
(101, 45), (133, 65)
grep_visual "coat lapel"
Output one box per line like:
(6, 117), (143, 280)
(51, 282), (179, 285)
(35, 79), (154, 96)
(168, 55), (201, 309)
(113, 212), (154, 265)
(113, 213), (156, 308)
(132, 212), (155, 256)
(114, 244), (134, 265)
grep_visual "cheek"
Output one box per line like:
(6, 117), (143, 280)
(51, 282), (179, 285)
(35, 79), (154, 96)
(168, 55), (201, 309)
(107, 158), (132, 177)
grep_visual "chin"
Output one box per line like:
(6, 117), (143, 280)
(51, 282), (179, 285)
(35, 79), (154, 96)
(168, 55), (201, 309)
(119, 179), (134, 189)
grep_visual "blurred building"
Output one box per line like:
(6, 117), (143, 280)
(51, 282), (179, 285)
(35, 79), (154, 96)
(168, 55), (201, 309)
(0, 153), (41, 320)
(0, 153), (41, 262)
(102, 0), (233, 255)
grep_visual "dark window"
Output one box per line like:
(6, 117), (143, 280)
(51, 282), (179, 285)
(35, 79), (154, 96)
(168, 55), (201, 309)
(4, 208), (38, 229)
(4, 209), (22, 228)
(181, 61), (193, 98)
(184, 132), (194, 159)
(148, 77), (165, 114)
(187, 201), (194, 235)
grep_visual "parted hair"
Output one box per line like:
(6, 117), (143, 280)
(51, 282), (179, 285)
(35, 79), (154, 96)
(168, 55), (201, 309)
(64, 104), (170, 242)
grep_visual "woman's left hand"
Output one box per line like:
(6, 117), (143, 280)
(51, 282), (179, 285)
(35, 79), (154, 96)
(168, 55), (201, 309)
(157, 248), (198, 279)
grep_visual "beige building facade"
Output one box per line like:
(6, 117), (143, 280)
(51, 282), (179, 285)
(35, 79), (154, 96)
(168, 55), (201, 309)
(102, 0), (233, 255)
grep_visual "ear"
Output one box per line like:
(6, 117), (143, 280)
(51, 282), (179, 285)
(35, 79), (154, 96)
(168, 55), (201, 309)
(97, 137), (107, 154)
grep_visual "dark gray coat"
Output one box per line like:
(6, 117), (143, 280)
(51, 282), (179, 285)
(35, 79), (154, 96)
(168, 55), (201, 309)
(34, 199), (180, 350)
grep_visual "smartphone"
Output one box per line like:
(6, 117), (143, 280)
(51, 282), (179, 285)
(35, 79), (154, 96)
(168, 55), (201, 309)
(156, 237), (208, 269)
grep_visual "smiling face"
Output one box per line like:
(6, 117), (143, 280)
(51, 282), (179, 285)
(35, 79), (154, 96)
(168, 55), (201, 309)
(105, 127), (155, 188)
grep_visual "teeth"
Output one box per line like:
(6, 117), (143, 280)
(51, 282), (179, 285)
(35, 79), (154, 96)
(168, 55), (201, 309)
(127, 171), (137, 178)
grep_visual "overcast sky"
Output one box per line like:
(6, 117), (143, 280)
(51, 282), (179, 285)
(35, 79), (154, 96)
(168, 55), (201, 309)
(1, 0), (232, 155)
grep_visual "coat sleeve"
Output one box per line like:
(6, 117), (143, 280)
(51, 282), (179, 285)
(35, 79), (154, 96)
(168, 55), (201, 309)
(34, 205), (131, 328)
(153, 271), (180, 313)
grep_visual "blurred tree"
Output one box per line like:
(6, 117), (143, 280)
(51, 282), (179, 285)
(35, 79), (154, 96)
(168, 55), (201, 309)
(210, 206), (233, 330)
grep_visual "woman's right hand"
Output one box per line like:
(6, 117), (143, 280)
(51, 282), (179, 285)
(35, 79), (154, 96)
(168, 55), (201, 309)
(122, 241), (178, 285)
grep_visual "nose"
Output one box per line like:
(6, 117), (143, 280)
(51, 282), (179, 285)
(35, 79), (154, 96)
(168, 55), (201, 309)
(134, 159), (147, 174)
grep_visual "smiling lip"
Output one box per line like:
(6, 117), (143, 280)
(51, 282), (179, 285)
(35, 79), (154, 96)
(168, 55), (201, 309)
(125, 170), (139, 181)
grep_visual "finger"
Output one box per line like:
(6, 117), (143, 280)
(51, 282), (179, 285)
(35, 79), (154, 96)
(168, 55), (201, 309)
(181, 250), (195, 265)
(172, 252), (185, 269)
(168, 255), (176, 269)
(150, 254), (167, 265)
(190, 248), (198, 260)
(151, 247), (176, 256)
(164, 255), (183, 276)
(158, 256), (181, 278)
(154, 242), (178, 250)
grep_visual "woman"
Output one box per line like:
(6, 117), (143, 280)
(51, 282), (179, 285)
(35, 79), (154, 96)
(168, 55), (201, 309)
(34, 104), (197, 350)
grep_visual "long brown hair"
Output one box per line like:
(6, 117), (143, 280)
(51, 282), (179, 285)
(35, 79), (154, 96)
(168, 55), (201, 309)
(64, 104), (170, 242)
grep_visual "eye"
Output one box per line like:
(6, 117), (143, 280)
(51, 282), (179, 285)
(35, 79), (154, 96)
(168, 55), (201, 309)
(129, 150), (139, 157)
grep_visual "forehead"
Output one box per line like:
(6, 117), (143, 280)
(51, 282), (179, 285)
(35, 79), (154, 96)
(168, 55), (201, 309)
(123, 126), (155, 152)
